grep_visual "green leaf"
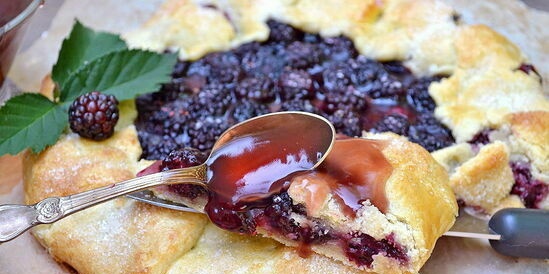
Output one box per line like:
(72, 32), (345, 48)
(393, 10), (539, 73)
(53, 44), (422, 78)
(60, 50), (177, 102)
(52, 20), (127, 91)
(0, 94), (67, 155)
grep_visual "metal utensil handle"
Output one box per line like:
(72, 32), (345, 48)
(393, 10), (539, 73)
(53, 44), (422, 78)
(0, 165), (206, 243)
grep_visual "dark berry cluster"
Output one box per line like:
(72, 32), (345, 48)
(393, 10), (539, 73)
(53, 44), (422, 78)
(510, 162), (548, 208)
(160, 148), (208, 200)
(203, 188), (334, 241)
(135, 20), (455, 159)
(344, 232), (407, 267)
(68, 91), (119, 141)
(262, 192), (333, 244)
(467, 129), (492, 146)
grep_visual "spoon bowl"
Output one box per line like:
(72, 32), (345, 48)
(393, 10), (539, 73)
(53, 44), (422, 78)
(0, 111), (335, 243)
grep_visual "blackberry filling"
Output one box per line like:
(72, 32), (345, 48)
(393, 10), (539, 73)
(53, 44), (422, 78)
(510, 162), (548, 209)
(135, 20), (454, 160)
(466, 130), (548, 208)
(467, 128), (493, 146)
(148, 138), (408, 268)
(134, 20), (457, 268)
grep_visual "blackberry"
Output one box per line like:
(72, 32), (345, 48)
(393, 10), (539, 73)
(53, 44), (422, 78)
(325, 109), (362, 137)
(278, 69), (314, 100)
(406, 77), (440, 112)
(189, 84), (236, 116)
(68, 91), (119, 141)
(322, 61), (353, 91)
(160, 147), (207, 170)
(408, 113), (455, 152)
(188, 52), (242, 83)
(285, 41), (322, 69)
(263, 192), (332, 244)
(137, 132), (179, 160)
(135, 20), (455, 160)
(187, 117), (231, 151)
(279, 99), (317, 113)
(230, 100), (270, 123)
(205, 52), (243, 83)
(267, 20), (304, 43)
(320, 86), (367, 114)
(319, 36), (357, 62)
(241, 45), (286, 78)
(344, 233), (407, 267)
(236, 76), (276, 103)
(161, 148), (209, 200)
(363, 76), (404, 99)
(467, 129), (492, 146)
(510, 162), (548, 208)
(349, 56), (383, 86)
(372, 114), (410, 136)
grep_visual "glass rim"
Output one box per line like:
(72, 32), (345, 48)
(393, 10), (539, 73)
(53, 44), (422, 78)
(0, 0), (42, 35)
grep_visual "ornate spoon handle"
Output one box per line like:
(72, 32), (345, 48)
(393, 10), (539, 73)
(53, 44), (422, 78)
(0, 164), (207, 243)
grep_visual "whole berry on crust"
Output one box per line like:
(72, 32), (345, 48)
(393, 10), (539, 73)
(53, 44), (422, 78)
(68, 91), (119, 141)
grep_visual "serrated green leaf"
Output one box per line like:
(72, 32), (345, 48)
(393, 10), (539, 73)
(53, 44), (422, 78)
(60, 50), (177, 102)
(52, 20), (127, 91)
(0, 94), (67, 155)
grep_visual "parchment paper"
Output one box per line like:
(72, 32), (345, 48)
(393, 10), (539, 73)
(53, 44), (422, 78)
(1, 1), (548, 273)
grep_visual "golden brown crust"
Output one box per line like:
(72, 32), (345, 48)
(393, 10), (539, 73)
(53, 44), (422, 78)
(364, 133), (457, 272)
(433, 110), (549, 211)
(261, 133), (457, 273)
(447, 142), (514, 212)
(24, 128), (208, 274)
(508, 111), (549, 175)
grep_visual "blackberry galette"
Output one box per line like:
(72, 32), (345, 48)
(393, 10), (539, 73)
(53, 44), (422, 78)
(23, 0), (547, 273)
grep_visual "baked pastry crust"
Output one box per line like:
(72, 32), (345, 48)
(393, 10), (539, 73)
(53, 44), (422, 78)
(280, 133), (457, 273)
(24, 127), (209, 274)
(23, 0), (547, 273)
(25, 125), (457, 274)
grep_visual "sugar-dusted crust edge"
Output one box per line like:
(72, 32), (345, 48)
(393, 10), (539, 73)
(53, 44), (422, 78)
(23, 127), (209, 274)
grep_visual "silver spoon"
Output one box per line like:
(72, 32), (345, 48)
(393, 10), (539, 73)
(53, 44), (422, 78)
(0, 111), (336, 243)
